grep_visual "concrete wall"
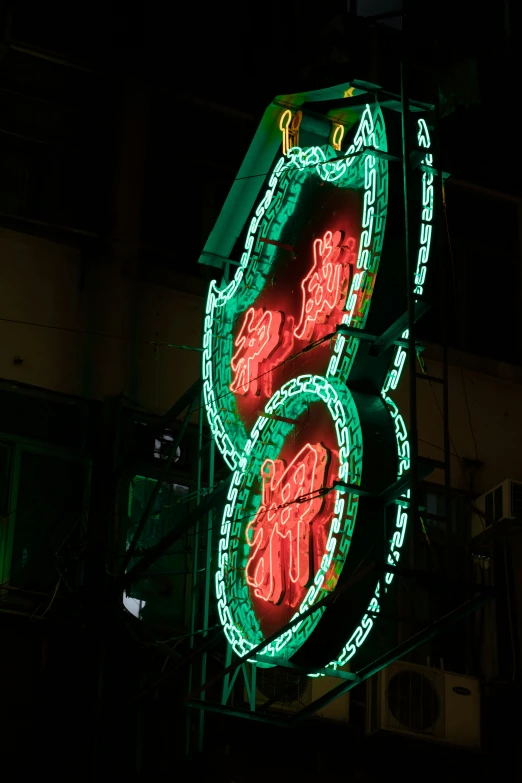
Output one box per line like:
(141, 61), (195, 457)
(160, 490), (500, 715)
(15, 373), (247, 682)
(0, 228), (203, 413)
(392, 345), (522, 496)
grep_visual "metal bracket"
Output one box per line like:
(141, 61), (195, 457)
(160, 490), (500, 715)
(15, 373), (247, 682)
(335, 323), (425, 352)
(370, 299), (431, 357)
(253, 655), (358, 681)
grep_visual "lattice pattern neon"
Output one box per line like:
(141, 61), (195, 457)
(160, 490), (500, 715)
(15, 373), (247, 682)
(326, 117), (434, 673)
(203, 103), (386, 472)
(204, 101), (436, 669)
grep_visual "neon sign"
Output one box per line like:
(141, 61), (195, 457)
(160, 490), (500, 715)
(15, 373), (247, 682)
(279, 109), (302, 155)
(331, 123), (345, 151)
(230, 307), (285, 397)
(295, 229), (356, 342)
(246, 442), (331, 604)
(201, 86), (435, 670)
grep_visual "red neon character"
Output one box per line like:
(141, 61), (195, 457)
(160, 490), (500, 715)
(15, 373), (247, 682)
(294, 229), (357, 342)
(230, 307), (294, 398)
(245, 443), (330, 605)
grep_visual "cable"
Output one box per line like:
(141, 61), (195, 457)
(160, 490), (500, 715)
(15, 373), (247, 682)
(0, 315), (203, 352)
(229, 148), (365, 187)
(160, 325), (345, 430)
(198, 327), (336, 422)
(156, 623), (221, 645)
(28, 577), (61, 621)
(118, 482), (337, 563)
(418, 438), (460, 458)
(417, 350), (467, 480)
(39, 577), (61, 618)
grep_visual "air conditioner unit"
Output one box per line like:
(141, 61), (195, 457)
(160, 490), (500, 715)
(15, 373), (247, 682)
(472, 479), (522, 539)
(366, 662), (480, 749)
(245, 664), (350, 722)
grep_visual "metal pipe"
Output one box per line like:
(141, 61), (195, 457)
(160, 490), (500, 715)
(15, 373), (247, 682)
(186, 699), (288, 728)
(187, 562), (376, 700)
(9, 41), (98, 73)
(116, 476), (231, 593)
(121, 388), (200, 573)
(198, 431), (215, 751)
(400, 3), (420, 565)
(186, 394), (204, 756)
(290, 590), (491, 724)
(0, 210), (100, 237)
(159, 378), (202, 430)
(133, 629), (223, 703)
(435, 77), (453, 569)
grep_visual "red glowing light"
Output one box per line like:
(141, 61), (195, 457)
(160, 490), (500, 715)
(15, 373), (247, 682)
(230, 307), (294, 398)
(245, 442), (330, 605)
(230, 308), (281, 396)
(295, 229), (356, 342)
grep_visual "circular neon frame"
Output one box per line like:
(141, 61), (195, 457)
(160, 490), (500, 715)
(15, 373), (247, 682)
(216, 374), (362, 662)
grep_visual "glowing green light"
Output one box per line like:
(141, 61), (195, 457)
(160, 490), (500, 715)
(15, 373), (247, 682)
(204, 104), (435, 671)
(216, 374), (362, 662)
(327, 118), (434, 672)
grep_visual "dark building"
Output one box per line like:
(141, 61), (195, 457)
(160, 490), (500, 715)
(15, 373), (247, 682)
(0, 2), (521, 781)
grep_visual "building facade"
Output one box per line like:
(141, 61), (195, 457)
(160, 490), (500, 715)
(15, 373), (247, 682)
(1, 3), (522, 781)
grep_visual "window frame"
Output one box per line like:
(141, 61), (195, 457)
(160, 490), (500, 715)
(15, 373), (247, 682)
(0, 431), (91, 588)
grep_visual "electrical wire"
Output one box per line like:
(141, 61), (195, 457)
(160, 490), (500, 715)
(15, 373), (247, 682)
(0, 315), (203, 352)
(39, 577), (61, 618)
(187, 326), (338, 426)
(416, 350), (467, 480)
(27, 577), (61, 621)
(117, 482), (339, 563)
(156, 623), (221, 645)
(418, 437), (460, 458)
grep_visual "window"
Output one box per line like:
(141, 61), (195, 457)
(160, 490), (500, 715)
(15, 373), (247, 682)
(0, 440), (90, 592)
(124, 476), (190, 626)
(423, 490), (458, 534)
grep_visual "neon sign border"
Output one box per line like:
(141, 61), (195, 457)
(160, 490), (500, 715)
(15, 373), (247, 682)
(204, 101), (435, 669)
(216, 374), (362, 662)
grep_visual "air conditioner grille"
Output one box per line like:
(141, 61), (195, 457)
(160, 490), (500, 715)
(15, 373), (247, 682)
(387, 670), (440, 733)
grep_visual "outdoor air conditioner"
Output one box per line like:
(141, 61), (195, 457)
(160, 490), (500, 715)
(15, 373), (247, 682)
(245, 664), (350, 722)
(471, 479), (522, 539)
(366, 662), (480, 749)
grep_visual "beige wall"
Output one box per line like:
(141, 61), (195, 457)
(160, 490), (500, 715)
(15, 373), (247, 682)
(392, 346), (522, 497)
(1, 219), (521, 494)
(0, 228), (203, 414)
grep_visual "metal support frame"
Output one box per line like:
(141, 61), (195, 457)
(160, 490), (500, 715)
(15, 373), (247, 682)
(120, 379), (202, 575)
(186, 588), (491, 726)
(128, 5), (458, 750)
(370, 300), (430, 357)
(117, 466), (229, 596)
(288, 591), (489, 724)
